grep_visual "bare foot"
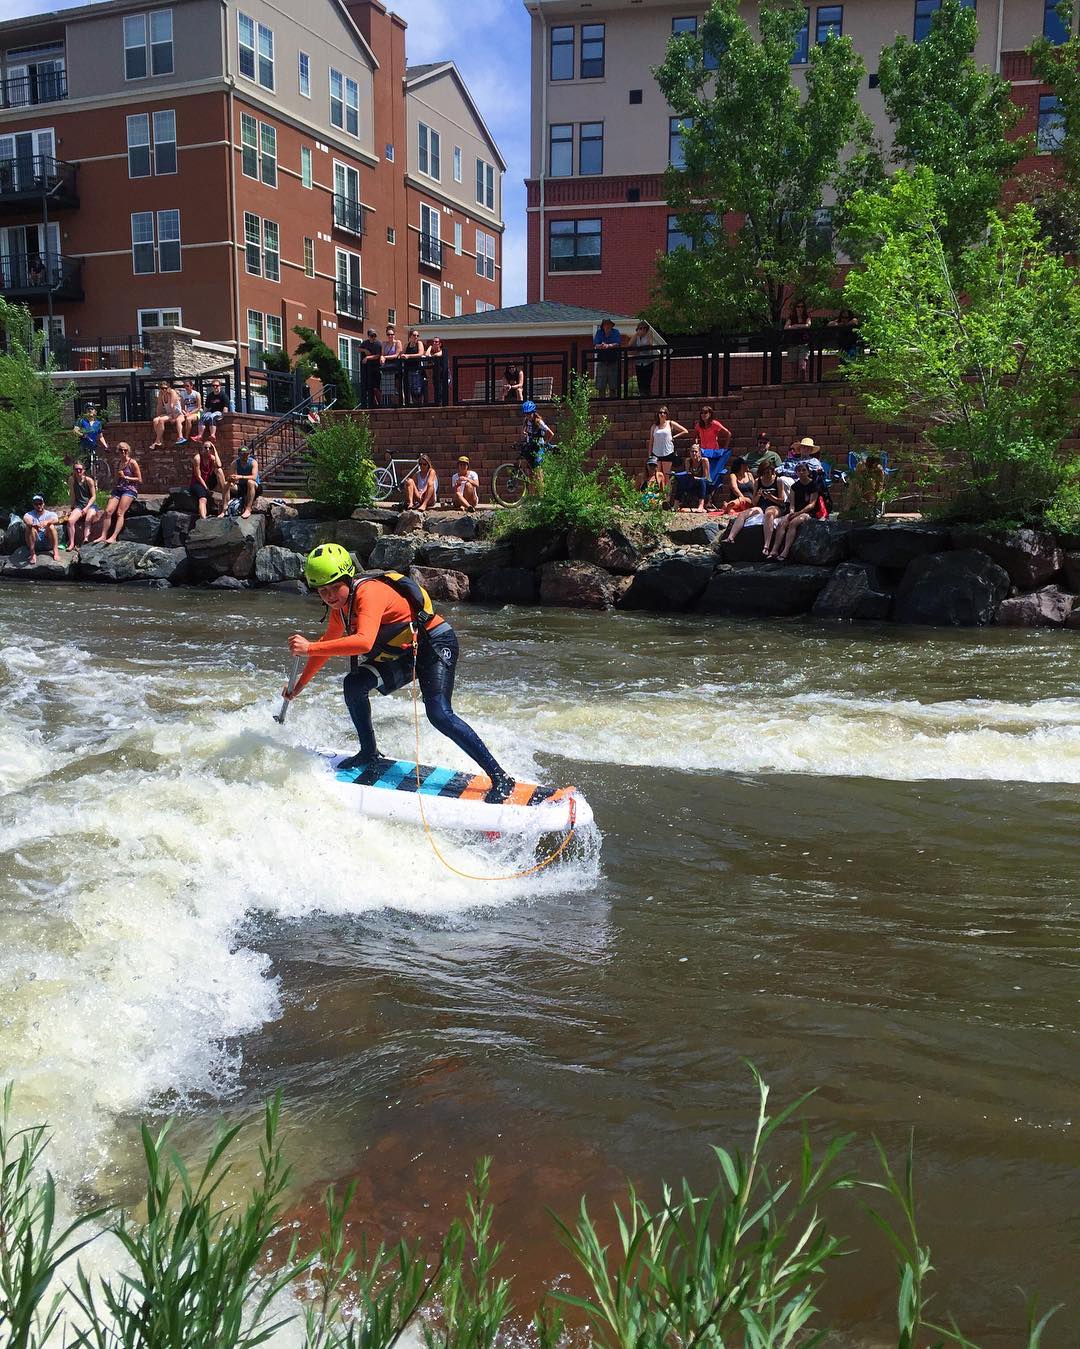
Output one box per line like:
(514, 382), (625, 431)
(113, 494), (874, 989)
(51, 550), (60, 561)
(240, 510), (251, 519)
(27, 554), (37, 564)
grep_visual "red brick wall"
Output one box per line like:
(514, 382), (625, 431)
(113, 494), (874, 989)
(99, 414), (274, 492)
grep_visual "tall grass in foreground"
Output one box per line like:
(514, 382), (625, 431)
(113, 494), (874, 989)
(0, 1072), (1058, 1348)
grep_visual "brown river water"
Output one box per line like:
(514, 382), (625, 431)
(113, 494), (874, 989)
(1, 582), (1078, 1345)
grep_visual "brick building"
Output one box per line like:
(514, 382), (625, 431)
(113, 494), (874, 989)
(523, 0), (1073, 317)
(0, 0), (504, 380)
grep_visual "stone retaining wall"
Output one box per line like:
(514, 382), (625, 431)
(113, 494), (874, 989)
(4, 498), (1079, 630)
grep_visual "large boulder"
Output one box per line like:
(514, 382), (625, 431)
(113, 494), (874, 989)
(126, 493), (167, 517)
(410, 564), (470, 603)
(952, 526), (1063, 590)
(721, 524), (768, 565)
(893, 549), (1009, 626)
(118, 514), (162, 545)
(273, 518), (321, 552)
(2, 519), (25, 554)
(472, 566), (540, 605)
(160, 510), (194, 549)
(539, 560), (616, 609)
(351, 507), (401, 527)
(137, 546), (189, 584)
(664, 515), (723, 548)
(790, 519), (853, 567)
(509, 525), (567, 569)
(3, 547), (77, 580)
(185, 515), (265, 580)
(426, 511), (481, 541)
(1063, 552), (1080, 593)
(264, 500), (298, 535)
(851, 522), (951, 569)
(316, 518), (382, 561)
(567, 521), (657, 575)
(163, 488), (199, 514)
(994, 586), (1076, 628)
(254, 545), (306, 585)
(209, 574), (249, 590)
(75, 541), (151, 582)
(368, 533), (426, 571)
(621, 547), (717, 611)
(421, 540), (513, 577)
(812, 562), (892, 621)
(395, 509), (425, 534)
(698, 564), (832, 616)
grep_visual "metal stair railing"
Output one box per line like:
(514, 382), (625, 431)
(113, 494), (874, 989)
(254, 384), (336, 484)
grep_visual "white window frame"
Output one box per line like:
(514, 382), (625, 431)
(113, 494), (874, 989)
(244, 210), (261, 275)
(301, 144), (313, 189)
(124, 10), (173, 80)
(475, 158), (494, 209)
(484, 232), (495, 280)
(298, 50), (310, 98)
(131, 210), (154, 273)
(265, 314), (283, 353)
(153, 108), (176, 174)
(453, 145), (462, 181)
(262, 218), (279, 282)
(157, 208), (181, 272)
(303, 235), (314, 277)
(418, 122), (440, 181)
(238, 13), (274, 89)
(138, 306), (181, 330)
(454, 294), (463, 316)
(259, 121), (277, 187)
(131, 209), (180, 273)
(127, 112), (150, 177)
(453, 221), (462, 255)
(240, 112), (258, 179)
(420, 278), (441, 321)
(247, 308), (265, 369)
(329, 67), (359, 137)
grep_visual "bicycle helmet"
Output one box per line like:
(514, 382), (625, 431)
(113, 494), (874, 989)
(522, 400), (537, 414)
(304, 542), (356, 587)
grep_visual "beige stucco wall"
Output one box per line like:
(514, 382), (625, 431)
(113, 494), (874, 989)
(62, 0), (225, 100)
(406, 69), (504, 227)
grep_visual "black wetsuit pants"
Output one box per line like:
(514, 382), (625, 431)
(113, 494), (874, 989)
(342, 625), (505, 780)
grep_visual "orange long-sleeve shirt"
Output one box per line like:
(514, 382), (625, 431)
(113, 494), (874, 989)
(293, 579), (444, 694)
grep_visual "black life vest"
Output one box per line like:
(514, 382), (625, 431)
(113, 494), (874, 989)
(345, 570), (438, 665)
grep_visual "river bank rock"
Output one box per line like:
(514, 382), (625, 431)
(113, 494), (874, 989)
(368, 533), (425, 571)
(539, 560), (616, 609)
(352, 507), (401, 527)
(395, 509), (425, 534)
(720, 524), (767, 564)
(621, 547), (717, 611)
(118, 514), (163, 546)
(2, 520), (25, 553)
(471, 566), (539, 605)
(1064, 553), (1080, 593)
(161, 510), (194, 549)
(75, 541), (151, 582)
(664, 515), (723, 548)
(994, 586), (1076, 627)
(509, 525), (567, 569)
(812, 562), (892, 621)
(952, 527), (1063, 590)
(254, 545), (305, 585)
(790, 520), (853, 567)
(893, 549), (1008, 626)
(126, 494), (167, 517)
(851, 522), (951, 569)
(698, 564), (832, 616)
(137, 546), (189, 584)
(185, 516), (264, 580)
(422, 540), (512, 577)
(271, 518), (321, 552)
(317, 518), (382, 560)
(2, 547), (77, 580)
(410, 564), (470, 603)
(567, 522), (656, 575)
(209, 575), (248, 589)
(426, 511), (481, 541)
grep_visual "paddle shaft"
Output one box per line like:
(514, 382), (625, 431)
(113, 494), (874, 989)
(274, 655), (304, 724)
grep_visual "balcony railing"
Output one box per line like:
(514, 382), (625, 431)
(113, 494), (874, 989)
(0, 155), (78, 212)
(419, 233), (443, 269)
(332, 193), (367, 238)
(0, 251), (83, 300)
(50, 334), (145, 371)
(335, 281), (365, 320)
(1, 69), (68, 109)
(419, 308), (441, 324)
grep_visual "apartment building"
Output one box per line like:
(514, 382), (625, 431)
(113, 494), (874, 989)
(0, 0), (504, 379)
(524, 0), (1073, 317)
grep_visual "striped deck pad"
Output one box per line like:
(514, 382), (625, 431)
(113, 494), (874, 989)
(334, 758), (563, 809)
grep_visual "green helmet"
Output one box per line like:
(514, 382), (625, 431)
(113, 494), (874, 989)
(304, 542), (356, 587)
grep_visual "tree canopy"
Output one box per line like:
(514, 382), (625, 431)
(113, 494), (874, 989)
(0, 299), (73, 512)
(1027, 6), (1080, 252)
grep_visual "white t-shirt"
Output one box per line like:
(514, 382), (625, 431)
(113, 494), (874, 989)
(452, 470), (479, 490)
(27, 506), (58, 528)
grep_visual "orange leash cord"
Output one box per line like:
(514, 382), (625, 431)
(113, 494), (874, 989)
(408, 630), (579, 881)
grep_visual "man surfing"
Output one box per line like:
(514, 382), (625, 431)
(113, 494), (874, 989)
(284, 544), (516, 803)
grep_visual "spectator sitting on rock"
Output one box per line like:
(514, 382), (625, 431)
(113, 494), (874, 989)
(194, 379), (230, 444)
(671, 442), (710, 512)
(724, 460), (787, 551)
(638, 456), (666, 508)
(23, 493), (59, 563)
(190, 442), (227, 519)
(767, 461), (825, 561)
(780, 436), (824, 479)
(229, 446), (261, 519)
(452, 456), (480, 512)
(178, 379), (202, 442)
(66, 461), (101, 548)
(748, 432), (783, 470)
(100, 443), (141, 544)
(404, 454), (438, 511)
(717, 456), (756, 515)
(151, 382), (183, 449)
(843, 454), (886, 520)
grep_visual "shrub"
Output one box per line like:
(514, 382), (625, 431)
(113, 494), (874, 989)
(306, 414), (377, 515)
(292, 327), (357, 410)
(0, 299), (74, 514)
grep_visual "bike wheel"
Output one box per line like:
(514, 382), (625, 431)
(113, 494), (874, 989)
(492, 461), (526, 506)
(374, 466), (395, 501)
(93, 454), (112, 492)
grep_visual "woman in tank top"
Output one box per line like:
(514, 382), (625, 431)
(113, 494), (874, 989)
(66, 461), (101, 548)
(646, 406), (689, 483)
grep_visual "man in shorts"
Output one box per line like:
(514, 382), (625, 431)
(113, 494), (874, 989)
(195, 380), (230, 443)
(23, 494), (60, 562)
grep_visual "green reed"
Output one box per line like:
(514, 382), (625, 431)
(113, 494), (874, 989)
(0, 1074), (1059, 1349)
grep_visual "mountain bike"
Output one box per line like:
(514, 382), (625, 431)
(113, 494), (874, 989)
(491, 439), (553, 506)
(374, 456), (420, 501)
(83, 438), (112, 492)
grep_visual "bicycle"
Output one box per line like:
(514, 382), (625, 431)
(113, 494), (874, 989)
(74, 431), (112, 492)
(374, 456), (422, 501)
(491, 439), (553, 507)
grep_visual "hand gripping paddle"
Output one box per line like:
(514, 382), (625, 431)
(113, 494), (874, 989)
(274, 655), (304, 725)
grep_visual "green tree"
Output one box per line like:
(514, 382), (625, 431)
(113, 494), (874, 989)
(292, 326), (357, 409)
(649, 0), (878, 334)
(843, 169), (1080, 527)
(876, 0), (1027, 259)
(1027, 6), (1080, 252)
(307, 414), (377, 514)
(0, 298), (74, 513)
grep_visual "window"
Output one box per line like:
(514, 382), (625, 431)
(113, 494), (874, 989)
(344, 76), (359, 136)
(336, 249), (362, 316)
(244, 211), (261, 274)
(303, 236), (314, 277)
(387, 308), (396, 326)
(808, 206), (833, 257)
(581, 23), (605, 77)
(1044, 0), (1071, 42)
(792, 9), (810, 62)
(454, 294), (463, 316)
(454, 221), (462, 254)
(550, 25), (574, 80)
(138, 307), (181, 329)
(131, 210), (154, 273)
(816, 6), (843, 41)
(474, 231), (496, 280)
(240, 113), (257, 178)
(914, 0), (974, 41)
(131, 209), (179, 273)
(672, 16), (697, 36)
(298, 50), (310, 97)
(453, 146), (462, 181)
(153, 109), (176, 173)
(247, 309), (264, 368)
(260, 122), (277, 186)
(667, 214), (693, 252)
(157, 209), (180, 271)
(387, 226), (396, 243)
(124, 10), (172, 79)
(301, 145), (313, 188)
(238, 14), (255, 79)
(238, 13), (272, 86)
(1038, 94), (1065, 152)
(669, 115), (692, 168)
(386, 143), (395, 161)
(579, 121), (603, 175)
(549, 122), (573, 176)
(266, 314), (282, 354)
(418, 122), (440, 180)
(330, 69), (359, 135)
(263, 219), (279, 281)
(549, 217), (600, 272)
(420, 203), (441, 265)
(339, 335), (365, 379)
(420, 279), (440, 322)
(475, 300), (495, 313)
(475, 158), (494, 209)
(629, 88), (643, 103)
(127, 113), (150, 177)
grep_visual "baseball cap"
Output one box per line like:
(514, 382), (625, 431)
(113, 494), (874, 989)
(32, 493), (44, 504)
(458, 455), (470, 464)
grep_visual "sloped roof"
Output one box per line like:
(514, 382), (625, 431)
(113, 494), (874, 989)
(405, 62), (445, 80)
(425, 301), (634, 328)
(404, 60), (507, 172)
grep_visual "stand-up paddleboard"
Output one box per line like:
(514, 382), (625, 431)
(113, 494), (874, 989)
(325, 754), (593, 834)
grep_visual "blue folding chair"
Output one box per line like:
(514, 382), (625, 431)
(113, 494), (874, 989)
(702, 447), (731, 494)
(848, 449), (896, 476)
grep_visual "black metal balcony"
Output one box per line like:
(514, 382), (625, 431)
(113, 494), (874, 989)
(0, 252), (83, 301)
(0, 155), (78, 215)
(419, 233), (443, 269)
(335, 281), (365, 320)
(1, 69), (68, 109)
(332, 193), (367, 239)
(419, 309), (440, 324)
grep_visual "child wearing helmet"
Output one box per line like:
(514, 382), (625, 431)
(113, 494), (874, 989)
(285, 544), (516, 802)
(519, 401), (552, 472)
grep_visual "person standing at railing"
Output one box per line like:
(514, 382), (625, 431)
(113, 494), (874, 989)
(381, 326), (404, 406)
(403, 329), (427, 407)
(428, 336), (449, 406)
(359, 329), (383, 408)
(592, 317), (623, 398)
(629, 322), (656, 399)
